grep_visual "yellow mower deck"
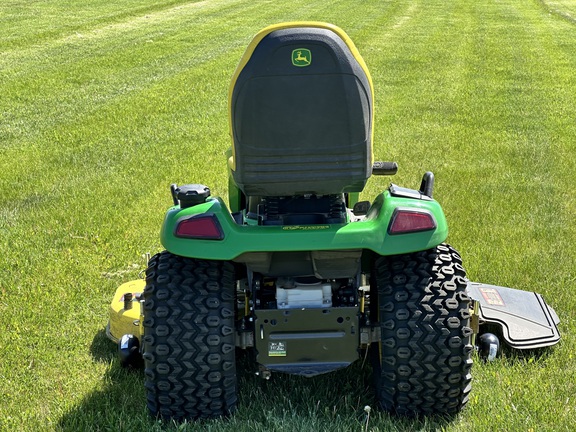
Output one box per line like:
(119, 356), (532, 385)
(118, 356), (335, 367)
(106, 279), (145, 343)
(106, 278), (560, 353)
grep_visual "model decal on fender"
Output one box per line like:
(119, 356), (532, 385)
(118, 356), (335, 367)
(282, 225), (330, 231)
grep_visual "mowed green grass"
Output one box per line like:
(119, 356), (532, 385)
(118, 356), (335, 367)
(540, 0), (576, 21)
(1, 0), (575, 430)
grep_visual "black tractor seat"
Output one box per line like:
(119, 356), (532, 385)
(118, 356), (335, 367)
(229, 23), (374, 200)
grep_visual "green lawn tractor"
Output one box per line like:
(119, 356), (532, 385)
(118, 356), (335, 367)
(106, 22), (560, 420)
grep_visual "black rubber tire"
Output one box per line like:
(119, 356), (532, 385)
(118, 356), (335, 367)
(142, 251), (237, 421)
(371, 244), (473, 416)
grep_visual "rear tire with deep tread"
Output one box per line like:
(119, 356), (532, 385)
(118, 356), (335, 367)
(142, 251), (237, 421)
(371, 244), (473, 416)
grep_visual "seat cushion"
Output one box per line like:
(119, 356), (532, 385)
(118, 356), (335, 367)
(230, 24), (373, 196)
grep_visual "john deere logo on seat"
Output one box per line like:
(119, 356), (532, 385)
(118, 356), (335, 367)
(292, 48), (311, 67)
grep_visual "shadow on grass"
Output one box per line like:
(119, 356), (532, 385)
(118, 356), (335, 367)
(231, 352), (457, 432)
(89, 328), (117, 364)
(57, 330), (151, 431)
(57, 333), (456, 431)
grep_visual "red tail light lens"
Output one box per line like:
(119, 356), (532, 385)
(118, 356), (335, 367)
(175, 215), (224, 240)
(388, 209), (436, 235)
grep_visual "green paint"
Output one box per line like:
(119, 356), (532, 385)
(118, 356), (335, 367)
(160, 189), (448, 260)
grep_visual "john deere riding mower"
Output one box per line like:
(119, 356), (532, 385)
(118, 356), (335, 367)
(106, 22), (560, 420)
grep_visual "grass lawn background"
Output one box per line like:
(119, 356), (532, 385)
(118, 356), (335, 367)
(1, 0), (575, 430)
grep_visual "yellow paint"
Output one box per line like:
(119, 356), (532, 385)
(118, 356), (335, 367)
(107, 279), (145, 342)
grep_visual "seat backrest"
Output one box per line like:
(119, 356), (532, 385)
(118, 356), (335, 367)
(229, 22), (374, 197)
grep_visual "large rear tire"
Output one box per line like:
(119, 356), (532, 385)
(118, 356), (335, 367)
(142, 251), (237, 421)
(371, 244), (473, 416)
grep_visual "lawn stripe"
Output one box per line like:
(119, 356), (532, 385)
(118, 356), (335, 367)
(1, 1), (576, 430)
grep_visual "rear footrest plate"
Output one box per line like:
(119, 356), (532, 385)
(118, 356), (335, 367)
(254, 307), (359, 376)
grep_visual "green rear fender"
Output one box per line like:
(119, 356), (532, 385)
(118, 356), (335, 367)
(160, 190), (448, 260)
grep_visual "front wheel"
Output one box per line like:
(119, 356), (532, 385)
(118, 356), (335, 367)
(371, 244), (473, 416)
(142, 251), (238, 421)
